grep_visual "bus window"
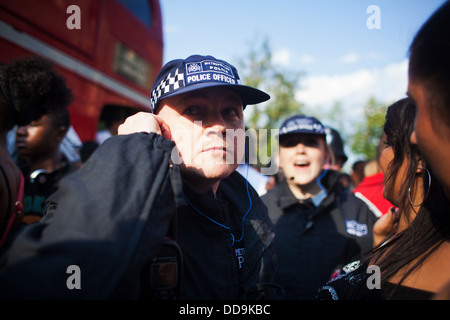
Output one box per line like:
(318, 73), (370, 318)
(119, 0), (152, 27)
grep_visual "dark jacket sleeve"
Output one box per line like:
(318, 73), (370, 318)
(0, 133), (180, 299)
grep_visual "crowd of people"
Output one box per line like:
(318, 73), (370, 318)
(0, 1), (449, 300)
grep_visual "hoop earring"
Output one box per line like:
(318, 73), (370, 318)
(408, 167), (431, 207)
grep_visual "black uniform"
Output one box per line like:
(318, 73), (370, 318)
(178, 171), (277, 299)
(0, 133), (278, 299)
(262, 170), (377, 299)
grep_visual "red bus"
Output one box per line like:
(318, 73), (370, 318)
(0, 0), (163, 142)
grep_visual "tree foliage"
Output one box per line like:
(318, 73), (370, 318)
(237, 37), (304, 167)
(349, 97), (387, 160)
(237, 36), (389, 170)
(238, 37), (304, 130)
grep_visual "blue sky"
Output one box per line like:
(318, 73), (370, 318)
(159, 0), (445, 163)
(160, 0), (444, 73)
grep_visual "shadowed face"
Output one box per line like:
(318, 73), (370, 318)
(408, 80), (450, 199)
(158, 86), (245, 191)
(15, 114), (66, 159)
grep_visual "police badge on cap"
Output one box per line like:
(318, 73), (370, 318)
(279, 115), (326, 136)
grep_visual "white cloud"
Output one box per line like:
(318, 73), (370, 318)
(295, 60), (408, 169)
(297, 59), (409, 119)
(272, 48), (292, 66)
(273, 50), (316, 67)
(300, 54), (316, 64)
(339, 52), (360, 64)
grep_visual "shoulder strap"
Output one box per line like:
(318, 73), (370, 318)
(0, 166), (12, 219)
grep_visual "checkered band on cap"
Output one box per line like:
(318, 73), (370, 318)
(150, 55), (270, 112)
(150, 67), (185, 111)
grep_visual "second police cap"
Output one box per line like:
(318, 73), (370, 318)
(279, 115), (326, 137)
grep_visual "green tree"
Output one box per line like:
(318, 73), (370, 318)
(237, 36), (304, 167)
(350, 97), (387, 160)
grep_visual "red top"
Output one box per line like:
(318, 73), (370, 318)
(353, 172), (393, 217)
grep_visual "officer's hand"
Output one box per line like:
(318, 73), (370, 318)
(118, 112), (171, 140)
